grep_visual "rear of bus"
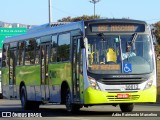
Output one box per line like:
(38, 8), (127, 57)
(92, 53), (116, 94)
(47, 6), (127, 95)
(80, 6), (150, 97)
(83, 19), (157, 112)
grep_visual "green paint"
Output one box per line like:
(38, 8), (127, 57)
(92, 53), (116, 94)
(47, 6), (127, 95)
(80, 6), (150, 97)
(1, 68), (9, 85)
(2, 61), (84, 103)
(16, 65), (41, 86)
(48, 62), (72, 86)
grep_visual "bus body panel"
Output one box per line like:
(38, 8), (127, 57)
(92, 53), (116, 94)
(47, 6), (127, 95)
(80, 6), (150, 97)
(48, 62), (71, 103)
(16, 65), (41, 86)
(1, 68), (9, 98)
(84, 86), (156, 104)
(16, 65), (40, 100)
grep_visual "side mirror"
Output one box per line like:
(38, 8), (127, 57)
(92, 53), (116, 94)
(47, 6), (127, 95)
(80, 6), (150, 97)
(153, 35), (157, 45)
(151, 28), (157, 45)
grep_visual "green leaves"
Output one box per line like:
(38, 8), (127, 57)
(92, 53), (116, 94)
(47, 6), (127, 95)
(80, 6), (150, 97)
(58, 15), (101, 22)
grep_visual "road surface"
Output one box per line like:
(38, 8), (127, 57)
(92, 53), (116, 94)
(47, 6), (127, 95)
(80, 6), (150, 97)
(0, 99), (159, 120)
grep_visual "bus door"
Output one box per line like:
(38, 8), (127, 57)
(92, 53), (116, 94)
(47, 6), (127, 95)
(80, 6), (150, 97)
(40, 44), (50, 101)
(9, 48), (17, 98)
(72, 37), (81, 102)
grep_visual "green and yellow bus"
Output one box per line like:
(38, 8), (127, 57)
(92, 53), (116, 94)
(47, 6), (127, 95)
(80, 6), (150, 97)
(1, 19), (157, 112)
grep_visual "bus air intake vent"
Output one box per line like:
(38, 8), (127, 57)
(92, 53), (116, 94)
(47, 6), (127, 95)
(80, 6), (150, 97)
(28, 22), (70, 33)
(99, 78), (146, 85)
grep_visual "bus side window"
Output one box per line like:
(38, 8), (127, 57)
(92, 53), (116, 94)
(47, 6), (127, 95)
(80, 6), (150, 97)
(2, 44), (9, 67)
(51, 35), (57, 62)
(57, 33), (70, 62)
(35, 39), (40, 64)
(25, 39), (36, 65)
(17, 42), (25, 65)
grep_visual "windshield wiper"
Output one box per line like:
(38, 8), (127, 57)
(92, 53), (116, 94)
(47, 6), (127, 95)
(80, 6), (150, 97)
(124, 33), (138, 61)
(126, 33), (138, 52)
(130, 33), (138, 50)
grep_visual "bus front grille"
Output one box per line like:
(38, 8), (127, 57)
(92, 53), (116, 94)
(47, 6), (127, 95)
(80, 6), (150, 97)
(107, 95), (140, 101)
(99, 78), (146, 85)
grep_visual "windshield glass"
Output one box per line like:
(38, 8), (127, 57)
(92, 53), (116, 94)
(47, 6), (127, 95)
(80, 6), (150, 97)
(86, 34), (154, 74)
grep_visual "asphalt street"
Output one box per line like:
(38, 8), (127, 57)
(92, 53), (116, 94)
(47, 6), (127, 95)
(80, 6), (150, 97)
(0, 99), (159, 120)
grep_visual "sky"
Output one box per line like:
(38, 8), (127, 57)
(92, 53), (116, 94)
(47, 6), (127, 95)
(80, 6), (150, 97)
(0, 0), (160, 25)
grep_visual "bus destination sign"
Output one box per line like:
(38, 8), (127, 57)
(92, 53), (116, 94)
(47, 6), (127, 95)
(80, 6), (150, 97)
(91, 24), (145, 32)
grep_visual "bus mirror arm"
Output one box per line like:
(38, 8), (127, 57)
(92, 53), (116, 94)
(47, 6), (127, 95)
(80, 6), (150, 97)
(151, 28), (157, 45)
(152, 34), (157, 45)
(80, 38), (85, 48)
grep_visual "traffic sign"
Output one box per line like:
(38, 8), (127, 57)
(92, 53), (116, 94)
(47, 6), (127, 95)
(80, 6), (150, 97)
(0, 28), (27, 49)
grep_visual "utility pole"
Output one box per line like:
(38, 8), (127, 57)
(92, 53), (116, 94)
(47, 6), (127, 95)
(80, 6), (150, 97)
(49, 0), (52, 24)
(89, 0), (100, 18)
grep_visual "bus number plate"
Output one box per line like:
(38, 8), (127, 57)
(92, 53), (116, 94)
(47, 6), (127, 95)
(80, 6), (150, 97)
(125, 84), (138, 90)
(117, 94), (129, 98)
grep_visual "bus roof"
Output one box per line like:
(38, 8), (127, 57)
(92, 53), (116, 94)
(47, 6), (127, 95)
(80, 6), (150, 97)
(3, 21), (84, 44)
(3, 19), (148, 44)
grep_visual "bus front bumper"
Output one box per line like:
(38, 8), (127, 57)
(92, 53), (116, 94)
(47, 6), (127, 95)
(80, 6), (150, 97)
(84, 86), (157, 104)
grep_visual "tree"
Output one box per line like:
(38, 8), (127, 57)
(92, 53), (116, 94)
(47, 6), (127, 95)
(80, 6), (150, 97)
(58, 15), (101, 22)
(154, 21), (160, 55)
(154, 21), (160, 45)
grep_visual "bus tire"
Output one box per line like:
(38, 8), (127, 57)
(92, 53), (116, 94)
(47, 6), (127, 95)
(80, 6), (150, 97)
(0, 94), (3, 99)
(119, 103), (134, 112)
(20, 86), (33, 110)
(65, 89), (80, 113)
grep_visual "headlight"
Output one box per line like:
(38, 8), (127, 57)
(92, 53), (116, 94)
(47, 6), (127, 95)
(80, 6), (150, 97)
(88, 76), (100, 90)
(144, 78), (153, 90)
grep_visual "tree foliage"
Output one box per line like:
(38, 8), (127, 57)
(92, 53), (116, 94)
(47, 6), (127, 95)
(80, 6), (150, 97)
(154, 21), (160, 54)
(154, 21), (160, 45)
(58, 15), (101, 22)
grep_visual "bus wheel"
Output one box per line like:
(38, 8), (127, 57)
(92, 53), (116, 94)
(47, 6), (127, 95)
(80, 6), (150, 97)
(65, 89), (80, 113)
(119, 103), (134, 112)
(0, 94), (3, 99)
(21, 86), (40, 110)
(20, 86), (31, 110)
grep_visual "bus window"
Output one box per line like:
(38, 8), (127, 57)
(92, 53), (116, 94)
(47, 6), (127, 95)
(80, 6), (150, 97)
(51, 35), (57, 62)
(57, 33), (70, 62)
(2, 44), (9, 67)
(17, 42), (25, 65)
(25, 39), (36, 65)
(35, 39), (40, 64)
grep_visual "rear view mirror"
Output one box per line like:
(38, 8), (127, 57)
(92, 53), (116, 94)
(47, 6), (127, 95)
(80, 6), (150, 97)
(81, 37), (88, 48)
(151, 28), (157, 45)
(152, 35), (157, 45)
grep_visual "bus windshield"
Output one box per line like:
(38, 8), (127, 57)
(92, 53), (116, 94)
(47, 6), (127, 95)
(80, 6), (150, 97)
(87, 34), (154, 74)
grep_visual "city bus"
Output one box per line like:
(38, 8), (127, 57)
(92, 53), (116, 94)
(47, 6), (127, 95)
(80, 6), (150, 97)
(1, 19), (157, 112)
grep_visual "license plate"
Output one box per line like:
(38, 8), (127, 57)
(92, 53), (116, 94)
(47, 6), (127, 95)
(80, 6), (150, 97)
(126, 84), (139, 90)
(117, 94), (129, 98)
